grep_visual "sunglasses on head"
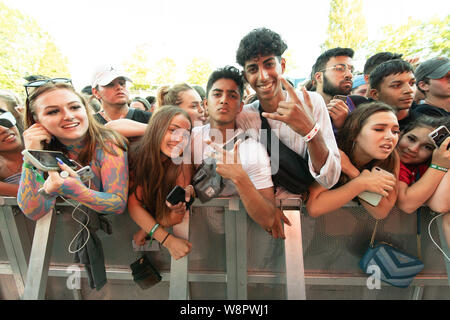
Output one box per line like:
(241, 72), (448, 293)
(0, 111), (17, 128)
(24, 78), (72, 98)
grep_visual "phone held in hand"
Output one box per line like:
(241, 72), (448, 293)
(166, 185), (186, 205)
(357, 167), (389, 207)
(22, 149), (77, 171)
(332, 95), (347, 103)
(428, 125), (449, 149)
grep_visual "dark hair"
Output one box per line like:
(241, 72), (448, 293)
(146, 96), (156, 105)
(192, 85), (206, 100)
(363, 52), (403, 75)
(337, 101), (398, 185)
(369, 59), (414, 91)
(402, 115), (450, 136)
(81, 85), (93, 95)
(236, 28), (287, 67)
(206, 66), (245, 100)
(131, 96), (151, 111)
(311, 47), (354, 75)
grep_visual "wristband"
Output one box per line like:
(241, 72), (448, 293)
(429, 164), (448, 172)
(160, 233), (170, 246)
(303, 123), (320, 142)
(148, 223), (160, 238)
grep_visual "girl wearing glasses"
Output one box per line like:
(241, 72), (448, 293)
(0, 108), (24, 196)
(306, 102), (400, 219)
(17, 81), (129, 220)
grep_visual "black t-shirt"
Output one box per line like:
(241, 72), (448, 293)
(412, 103), (450, 118)
(94, 108), (151, 125)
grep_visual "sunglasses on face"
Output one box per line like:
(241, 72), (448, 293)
(0, 111), (16, 128)
(320, 64), (355, 74)
(24, 78), (72, 98)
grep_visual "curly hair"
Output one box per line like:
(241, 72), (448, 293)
(236, 28), (288, 67)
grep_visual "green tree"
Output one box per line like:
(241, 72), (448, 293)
(185, 57), (213, 87)
(149, 57), (177, 87)
(123, 44), (151, 90)
(0, 2), (70, 96)
(368, 15), (449, 59)
(322, 0), (368, 52)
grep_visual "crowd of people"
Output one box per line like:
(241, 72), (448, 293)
(1, 28), (449, 281)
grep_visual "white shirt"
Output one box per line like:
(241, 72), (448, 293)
(191, 124), (273, 197)
(236, 90), (341, 190)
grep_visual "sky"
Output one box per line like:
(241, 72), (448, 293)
(2, 0), (449, 90)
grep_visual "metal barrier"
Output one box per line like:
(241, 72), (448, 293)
(0, 196), (449, 300)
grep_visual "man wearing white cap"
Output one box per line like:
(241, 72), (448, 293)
(91, 65), (151, 137)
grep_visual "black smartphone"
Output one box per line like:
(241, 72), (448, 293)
(22, 149), (77, 171)
(429, 125), (450, 148)
(166, 185), (186, 205)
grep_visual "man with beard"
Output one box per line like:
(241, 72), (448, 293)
(311, 48), (355, 131)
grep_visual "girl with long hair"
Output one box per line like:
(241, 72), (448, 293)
(396, 116), (450, 214)
(17, 80), (129, 220)
(306, 102), (400, 219)
(127, 105), (194, 260)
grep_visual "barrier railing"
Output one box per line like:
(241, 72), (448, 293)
(0, 196), (448, 300)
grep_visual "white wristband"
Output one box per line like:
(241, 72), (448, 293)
(303, 123), (320, 142)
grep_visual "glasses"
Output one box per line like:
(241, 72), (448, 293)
(320, 64), (354, 74)
(0, 111), (16, 128)
(24, 78), (72, 98)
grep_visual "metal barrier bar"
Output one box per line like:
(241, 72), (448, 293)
(22, 209), (57, 300)
(0, 198), (31, 297)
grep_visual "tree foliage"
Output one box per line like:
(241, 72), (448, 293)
(0, 2), (70, 96)
(368, 15), (449, 59)
(185, 57), (212, 87)
(149, 57), (177, 87)
(123, 44), (151, 90)
(322, 0), (368, 52)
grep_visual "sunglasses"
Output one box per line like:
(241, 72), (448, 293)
(0, 111), (17, 128)
(24, 78), (72, 98)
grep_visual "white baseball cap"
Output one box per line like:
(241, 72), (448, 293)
(91, 64), (132, 88)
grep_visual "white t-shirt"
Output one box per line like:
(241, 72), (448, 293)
(236, 90), (341, 191)
(191, 124), (273, 197)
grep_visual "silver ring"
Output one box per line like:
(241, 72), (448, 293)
(60, 170), (69, 179)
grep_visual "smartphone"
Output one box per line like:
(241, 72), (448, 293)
(357, 167), (390, 206)
(358, 191), (383, 206)
(76, 166), (94, 182)
(166, 185), (186, 205)
(332, 95), (348, 102)
(428, 125), (450, 149)
(22, 149), (77, 171)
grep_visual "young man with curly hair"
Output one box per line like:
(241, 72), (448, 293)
(235, 28), (341, 237)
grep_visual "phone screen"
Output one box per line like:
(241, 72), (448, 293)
(28, 150), (75, 169)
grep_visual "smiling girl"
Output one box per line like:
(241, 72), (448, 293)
(17, 81), (129, 220)
(396, 116), (450, 214)
(306, 102), (400, 219)
(127, 106), (195, 260)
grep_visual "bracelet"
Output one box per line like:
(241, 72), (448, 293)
(303, 123), (320, 142)
(160, 233), (171, 245)
(429, 164), (448, 172)
(148, 223), (160, 238)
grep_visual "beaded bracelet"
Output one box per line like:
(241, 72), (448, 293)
(303, 123), (320, 142)
(429, 164), (448, 172)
